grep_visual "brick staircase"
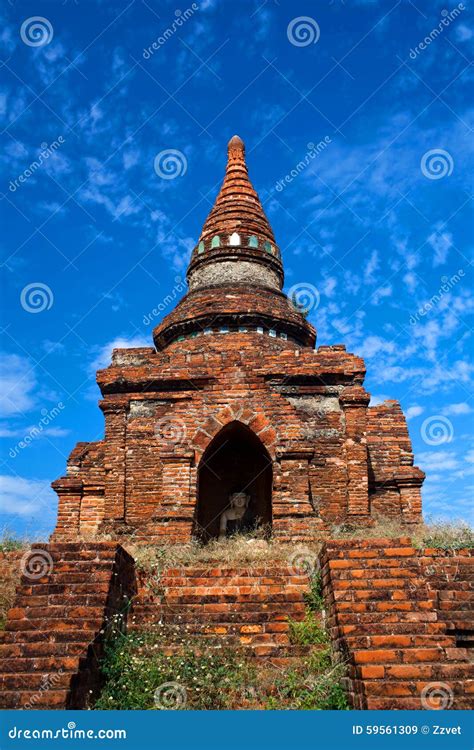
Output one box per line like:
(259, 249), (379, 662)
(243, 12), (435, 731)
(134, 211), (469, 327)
(320, 538), (474, 709)
(131, 565), (311, 665)
(0, 543), (135, 709)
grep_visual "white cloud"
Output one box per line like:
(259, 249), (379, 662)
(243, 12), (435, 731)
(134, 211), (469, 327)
(371, 284), (393, 305)
(406, 405), (424, 420)
(441, 402), (472, 416)
(427, 228), (453, 267)
(0, 353), (37, 416)
(363, 249), (379, 284)
(356, 335), (396, 360)
(417, 450), (460, 472)
(0, 475), (56, 517)
(455, 24), (473, 42)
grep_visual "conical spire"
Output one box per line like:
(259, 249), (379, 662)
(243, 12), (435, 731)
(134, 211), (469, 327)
(199, 135), (275, 244)
(152, 135), (316, 351)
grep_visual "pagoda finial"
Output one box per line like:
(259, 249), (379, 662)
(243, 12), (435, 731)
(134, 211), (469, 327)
(227, 134), (245, 161)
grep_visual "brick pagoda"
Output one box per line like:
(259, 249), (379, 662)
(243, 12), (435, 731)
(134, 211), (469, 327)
(52, 135), (424, 543)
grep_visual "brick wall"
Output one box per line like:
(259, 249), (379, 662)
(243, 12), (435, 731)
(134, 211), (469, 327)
(0, 543), (136, 709)
(320, 539), (473, 709)
(52, 337), (423, 542)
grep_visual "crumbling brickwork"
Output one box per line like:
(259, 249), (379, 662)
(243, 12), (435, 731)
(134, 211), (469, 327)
(0, 543), (135, 709)
(320, 539), (474, 709)
(51, 136), (423, 543)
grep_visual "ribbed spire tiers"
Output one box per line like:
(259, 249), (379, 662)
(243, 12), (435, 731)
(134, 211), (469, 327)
(153, 136), (316, 352)
(199, 135), (275, 245)
(187, 135), (283, 293)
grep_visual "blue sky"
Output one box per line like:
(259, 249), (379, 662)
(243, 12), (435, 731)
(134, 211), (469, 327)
(0, 0), (473, 538)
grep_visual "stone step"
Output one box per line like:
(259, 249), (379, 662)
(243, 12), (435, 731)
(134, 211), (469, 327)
(0, 641), (90, 658)
(338, 621), (447, 636)
(352, 646), (471, 666)
(345, 634), (457, 650)
(0, 689), (71, 709)
(0, 630), (98, 644)
(0, 671), (75, 690)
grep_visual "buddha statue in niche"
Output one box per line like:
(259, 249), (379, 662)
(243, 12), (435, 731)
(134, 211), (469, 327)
(218, 492), (251, 540)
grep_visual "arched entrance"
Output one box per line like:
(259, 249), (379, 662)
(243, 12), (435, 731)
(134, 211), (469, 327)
(195, 421), (272, 541)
